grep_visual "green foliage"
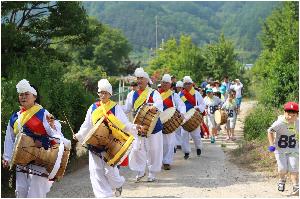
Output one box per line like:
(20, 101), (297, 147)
(244, 105), (278, 141)
(203, 33), (241, 80)
(63, 64), (107, 93)
(148, 35), (206, 84)
(252, 1), (299, 107)
(2, 1), (89, 46)
(93, 25), (131, 75)
(54, 18), (132, 76)
(148, 34), (243, 87)
(83, 1), (280, 62)
(1, 1), (90, 76)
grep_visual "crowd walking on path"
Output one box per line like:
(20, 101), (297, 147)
(2, 70), (298, 198)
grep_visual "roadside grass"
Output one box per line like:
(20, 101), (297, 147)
(228, 138), (277, 176)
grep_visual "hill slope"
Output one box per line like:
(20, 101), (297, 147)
(83, 1), (280, 62)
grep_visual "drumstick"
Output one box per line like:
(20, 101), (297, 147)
(62, 111), (75, 136)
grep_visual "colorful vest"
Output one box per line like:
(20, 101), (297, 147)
(159, 89), (174, 111)
(180, 87), (196, 112)
(10, 105), (47, 135)
(132, 87), (162, 134)
(9, 105), (54, 149)
(91, 100), (125, 131)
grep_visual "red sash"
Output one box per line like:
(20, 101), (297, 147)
(182, 89), (196, 106)
(159, 89), (173, 108)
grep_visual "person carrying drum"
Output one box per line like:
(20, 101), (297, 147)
(158, 74), (186, 170)
(74, 79), (140, 197)
(123, 67), (163, 182)
(2, 79), (71, 198)
(179, 76), (205, 160)
(203, 88), (222, 143)
(221, 90), (238, 141)
(267, 102), (299, 196)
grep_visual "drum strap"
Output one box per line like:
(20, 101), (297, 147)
(87, 144), (106, 157)
(181, 88), (196, 106)
(22, 128), (53, 150)
(14, 105), (43, 135)
(16, 166), (48, 178)
(133, 87), (152, 111)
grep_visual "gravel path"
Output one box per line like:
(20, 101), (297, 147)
(48, 101), (297, 198)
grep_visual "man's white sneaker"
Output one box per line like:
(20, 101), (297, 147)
(135, 174), (145, 183)
(147, 177), (156, 182)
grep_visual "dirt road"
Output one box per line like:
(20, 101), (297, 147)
(48, 101), (296, 198)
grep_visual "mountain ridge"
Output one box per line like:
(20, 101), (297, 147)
(83, 1), (280, 62)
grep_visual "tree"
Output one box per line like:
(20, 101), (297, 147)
(203, 33), (240, 80)
(1, 1), (90, 76)
(56, 18), (132, 77)
(93, 25), (132, 75)
(148, 34), (241, 85)
(253, 1), (299, 106)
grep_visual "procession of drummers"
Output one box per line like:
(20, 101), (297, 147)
(3, 68), (246, 198)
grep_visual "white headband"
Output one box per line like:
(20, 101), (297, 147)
(176, 81), (183, 87)
(16, 79), (37, 96)
(134, 67), (151, 83)
(161, 74), (172, 83)
(98, 79), (112, 95)
(183, 76), (193, 83)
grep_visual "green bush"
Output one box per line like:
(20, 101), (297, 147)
(244, 105), (278, 141)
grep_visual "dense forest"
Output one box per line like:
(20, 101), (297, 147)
(83, 1), (280, 62)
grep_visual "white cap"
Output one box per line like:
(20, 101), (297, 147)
(161, 74), (172, 83)
(157, 84), (161, 87)
(134, 67), (148, 78)
(134, 67), (152, 83)
(16, 79), (37, 96)
(98, 79), (112, 95)
(183, 76), (193, 83)
(176, 81), (183, 88)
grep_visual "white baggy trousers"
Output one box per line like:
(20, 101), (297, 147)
(175, 127), (183, 146)
(129, 131), (163, 177)
(181, 126), (202, 154)
(162, 133), (175, 164)
(89, 151), (125, 198)
(16, 165), (53, 198)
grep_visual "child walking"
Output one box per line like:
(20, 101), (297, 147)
(221, 91), (238, 141)
(267, 102), (299, 196)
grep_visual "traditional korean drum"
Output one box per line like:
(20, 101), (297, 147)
(11, 133), (70, 181)
(102, 122), (134, 167)
(82, 117), (110, 148)
(214, 109), (228, 125)
(182, 108), (203, 132)
(160, 107), (183, 134)
(133, 104), (160, 137)
(82, 117), (134, 167)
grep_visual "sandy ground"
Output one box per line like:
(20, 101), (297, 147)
(48, 101), (297, 198)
